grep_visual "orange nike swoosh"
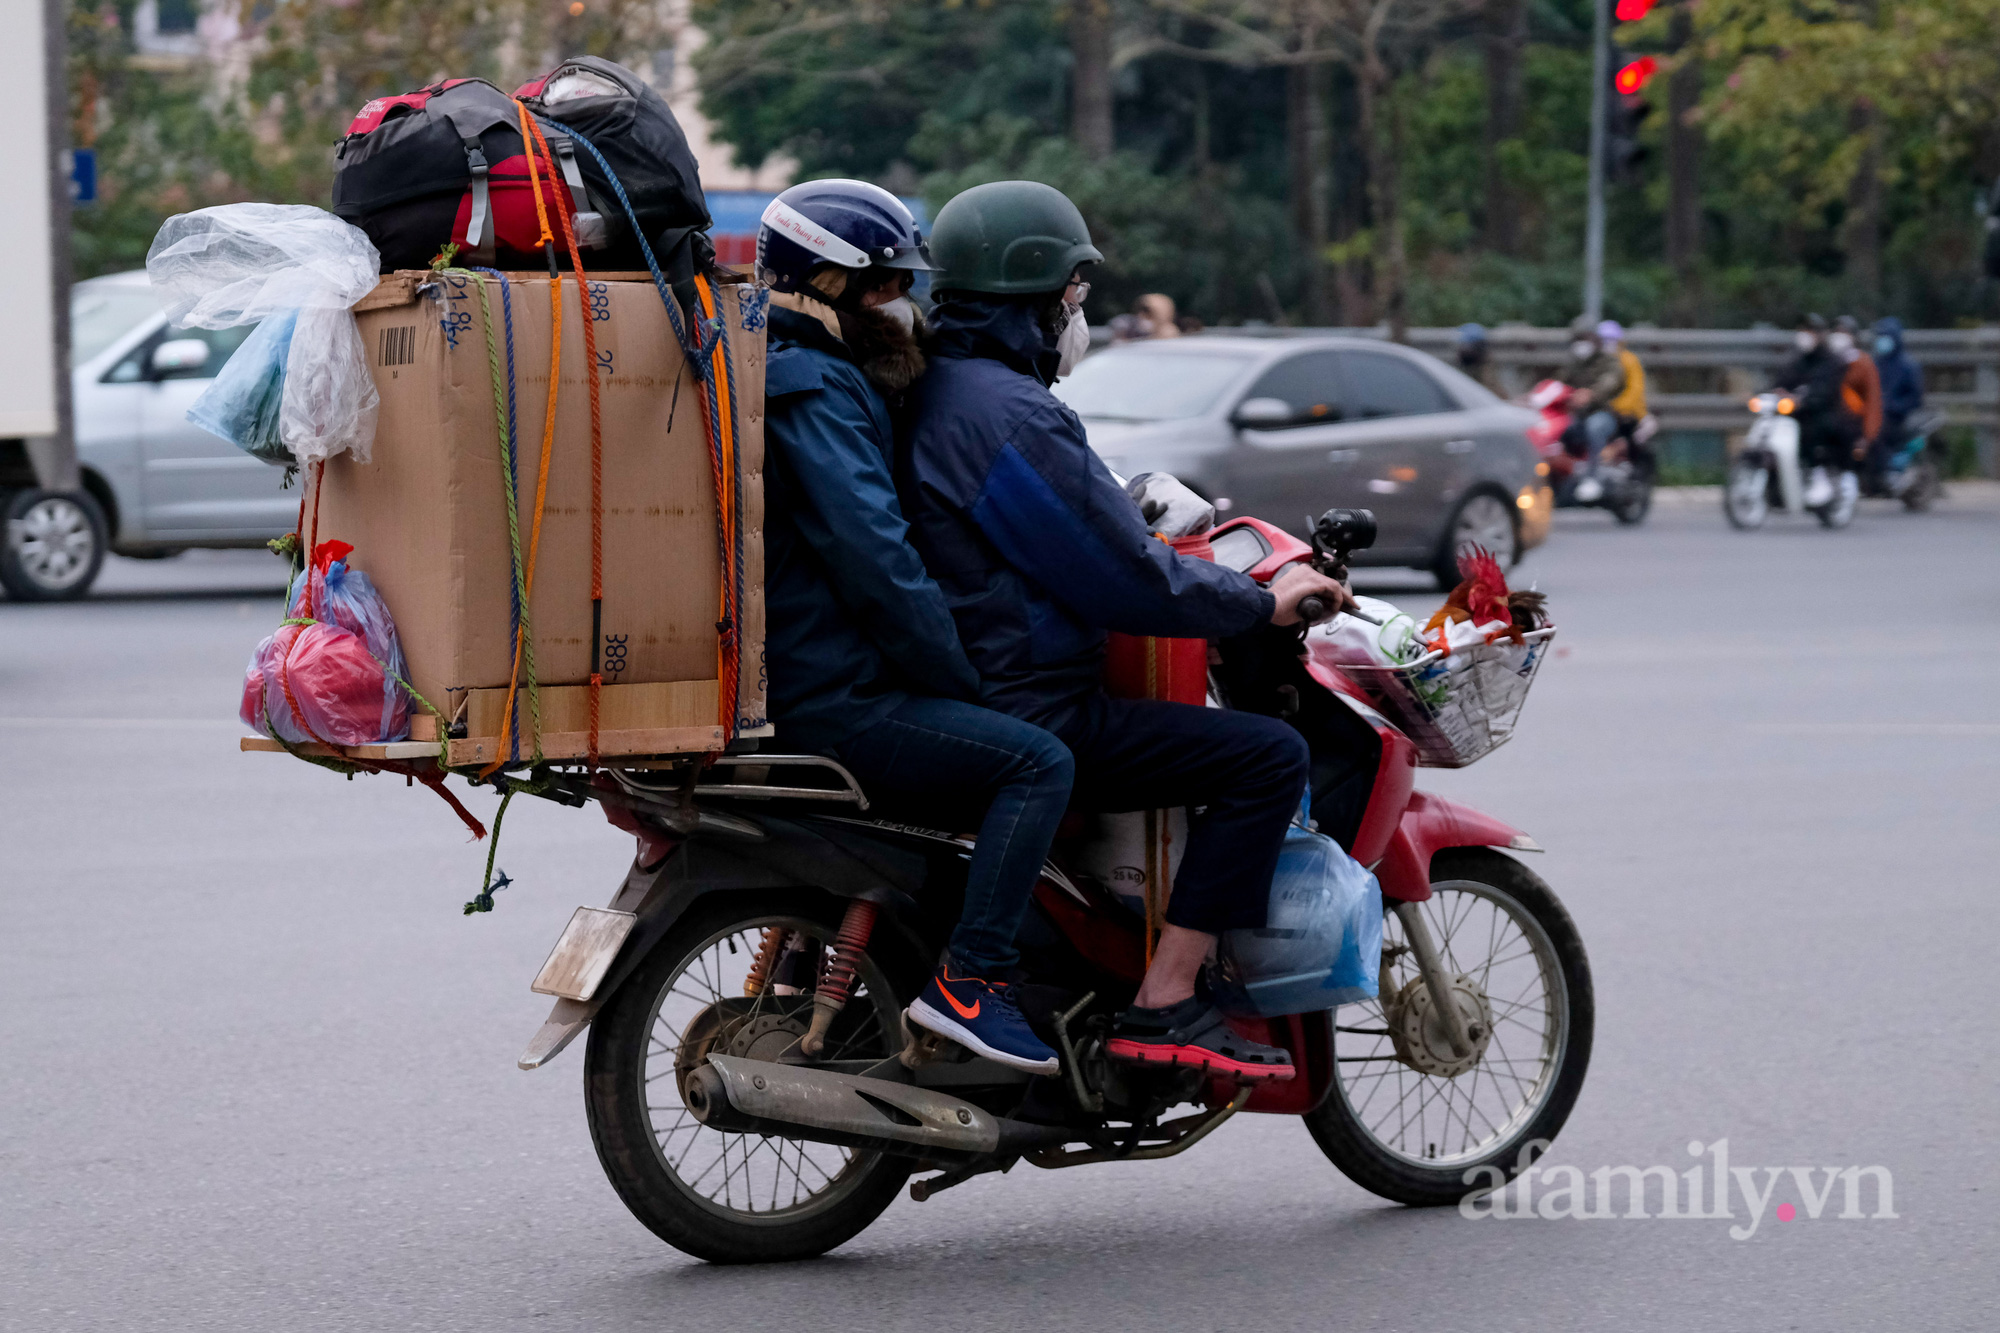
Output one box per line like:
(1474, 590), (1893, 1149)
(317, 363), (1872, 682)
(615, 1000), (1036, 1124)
(941, 987), (981, 1020)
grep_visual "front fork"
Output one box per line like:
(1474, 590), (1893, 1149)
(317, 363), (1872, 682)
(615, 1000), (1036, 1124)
(1394, 900), (1475, 1059)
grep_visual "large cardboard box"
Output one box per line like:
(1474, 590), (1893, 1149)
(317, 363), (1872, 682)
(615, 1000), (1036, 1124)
(313, 269), (766, 767)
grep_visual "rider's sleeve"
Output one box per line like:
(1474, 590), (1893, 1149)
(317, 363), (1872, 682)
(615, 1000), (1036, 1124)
(967, 401), (1275, 638)
(769, 371), (982, 701)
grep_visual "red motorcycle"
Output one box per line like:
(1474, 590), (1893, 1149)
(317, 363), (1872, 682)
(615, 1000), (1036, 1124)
(1525, 378), (1657, 525)
(500, 507), (1592, 1263)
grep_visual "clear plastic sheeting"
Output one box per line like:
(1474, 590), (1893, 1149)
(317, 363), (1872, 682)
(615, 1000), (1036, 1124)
(146, 203), (382, 464)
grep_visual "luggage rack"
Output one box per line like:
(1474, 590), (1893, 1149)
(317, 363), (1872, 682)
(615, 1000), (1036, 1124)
(1333, 627), (1556, 769)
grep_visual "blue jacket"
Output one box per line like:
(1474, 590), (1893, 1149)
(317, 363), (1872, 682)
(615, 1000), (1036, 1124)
(762, 302), (980, 751)
(1874, 318), (1925, 422)
(896, 297), (1275, 731)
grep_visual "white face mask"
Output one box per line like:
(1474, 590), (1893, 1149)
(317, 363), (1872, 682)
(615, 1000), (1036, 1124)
(1794, 331), (1818, 351)
(878, 296), (916, 334)
(1056, 302), (1090, 378)
(1828, 331), (1854, 355)
(1569, 339), (1595, 360)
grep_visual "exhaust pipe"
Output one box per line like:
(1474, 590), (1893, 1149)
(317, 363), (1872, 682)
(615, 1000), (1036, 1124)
(686, 1055), (1069, 1158)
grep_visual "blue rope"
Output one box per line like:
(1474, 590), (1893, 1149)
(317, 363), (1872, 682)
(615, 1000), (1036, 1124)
(531, 116), (701, 373)
(535, 113), (744, 728)
(474, 265), (526, 761)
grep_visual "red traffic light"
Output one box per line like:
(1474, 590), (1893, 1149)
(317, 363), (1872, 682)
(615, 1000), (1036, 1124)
(1615, 0), (1656, 18)
(1615, 56), (1659, 94)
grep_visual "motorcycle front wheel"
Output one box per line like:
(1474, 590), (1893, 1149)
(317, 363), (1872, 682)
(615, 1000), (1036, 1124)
(1304, 849), (1593, 1207)
(1723, 461), (1770, 529)
(584, 892), (915, 1263)
(1901, 457), (1942, 511)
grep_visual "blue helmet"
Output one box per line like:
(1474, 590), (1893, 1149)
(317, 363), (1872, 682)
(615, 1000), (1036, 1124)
(756, 179), (931, 296)
(1457, 322), (1487, 344)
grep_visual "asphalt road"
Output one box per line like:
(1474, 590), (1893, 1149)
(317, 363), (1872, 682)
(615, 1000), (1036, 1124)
(5, 488), (1998, 1332)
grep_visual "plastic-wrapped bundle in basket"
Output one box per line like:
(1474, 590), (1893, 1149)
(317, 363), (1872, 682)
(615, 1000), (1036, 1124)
(1325, 624), (1555, 768)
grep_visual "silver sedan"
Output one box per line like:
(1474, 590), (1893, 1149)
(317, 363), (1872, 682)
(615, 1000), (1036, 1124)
(1053, 334), (1552, 587)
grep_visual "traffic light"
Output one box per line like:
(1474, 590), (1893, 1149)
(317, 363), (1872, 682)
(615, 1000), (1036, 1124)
(1606, 48), (1654, 180)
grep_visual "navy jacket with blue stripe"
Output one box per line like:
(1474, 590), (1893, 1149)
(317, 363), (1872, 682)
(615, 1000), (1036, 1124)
(896, 297), (1275, 731)
(762, 301), (981, 751)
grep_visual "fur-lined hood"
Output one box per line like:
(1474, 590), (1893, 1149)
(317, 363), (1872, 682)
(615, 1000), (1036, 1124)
(766, 289), (926, 393)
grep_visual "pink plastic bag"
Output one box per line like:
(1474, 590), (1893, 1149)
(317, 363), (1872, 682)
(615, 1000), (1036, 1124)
(240, 540), (411, 744)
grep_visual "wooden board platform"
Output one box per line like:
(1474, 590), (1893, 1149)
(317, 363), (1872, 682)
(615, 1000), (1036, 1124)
(240, 679), (727, 769)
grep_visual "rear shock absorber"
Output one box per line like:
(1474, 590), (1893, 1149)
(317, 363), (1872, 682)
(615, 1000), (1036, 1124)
(800, 899), (878, 1057)
(743, 926), (787, 998)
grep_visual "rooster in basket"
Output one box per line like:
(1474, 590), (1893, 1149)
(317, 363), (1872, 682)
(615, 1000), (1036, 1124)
(1423, 547), (1547, 648)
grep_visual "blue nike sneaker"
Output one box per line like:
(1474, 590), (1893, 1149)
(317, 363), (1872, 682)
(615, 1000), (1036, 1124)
(906, 964), (1061, 1075)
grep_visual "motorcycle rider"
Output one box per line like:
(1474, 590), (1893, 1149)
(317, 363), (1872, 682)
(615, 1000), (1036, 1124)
(1558, 315), (1626, 503)
(896, 181), (1353, 1083)
(1455, 322), (1502, 393)
(1866, 317), (1927, 488)
(754, 180), (1072, 1074)
(1777, 314), (1860, 508)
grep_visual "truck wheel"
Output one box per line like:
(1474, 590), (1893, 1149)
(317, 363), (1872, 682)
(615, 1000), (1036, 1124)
(0, 489), (108, 601)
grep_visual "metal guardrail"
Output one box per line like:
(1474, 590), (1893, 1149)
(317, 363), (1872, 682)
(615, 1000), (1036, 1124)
(1198, 324), (2000, 472)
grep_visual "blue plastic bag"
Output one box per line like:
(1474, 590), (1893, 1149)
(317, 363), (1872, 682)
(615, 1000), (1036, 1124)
(188, 309), (297, 465)
(1212, 797), (1383, 1017)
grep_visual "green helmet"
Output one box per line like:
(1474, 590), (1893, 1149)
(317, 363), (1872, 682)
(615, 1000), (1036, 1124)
(927, 180), (1103, 295)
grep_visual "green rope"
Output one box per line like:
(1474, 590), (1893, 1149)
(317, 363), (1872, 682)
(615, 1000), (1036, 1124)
(465, 787), (515, 914)
(443, 265), (541, 769)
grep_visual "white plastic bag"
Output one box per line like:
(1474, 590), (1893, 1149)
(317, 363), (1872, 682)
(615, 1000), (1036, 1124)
(146, 203), (382, 464)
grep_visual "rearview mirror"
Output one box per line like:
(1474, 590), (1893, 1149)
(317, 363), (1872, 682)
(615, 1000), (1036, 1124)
(1231, 396), (1294, 428)
(150, 338), (210, 376)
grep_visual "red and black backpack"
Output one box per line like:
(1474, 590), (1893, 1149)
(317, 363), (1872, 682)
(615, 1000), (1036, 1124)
(331, 58), (711, 278)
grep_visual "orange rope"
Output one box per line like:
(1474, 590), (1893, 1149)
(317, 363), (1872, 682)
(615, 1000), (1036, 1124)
(691, 273), (739, 737)
(521, 111), (604, 768)
(483, 105), (566, 777)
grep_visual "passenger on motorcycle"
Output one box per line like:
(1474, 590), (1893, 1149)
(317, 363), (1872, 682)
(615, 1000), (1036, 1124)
(1865, 317), (1927, 487)
(754, 180), (1071, 1075)
(895, 180), (1353, 1083)
(1831, 315), (1883, 449)
(1777, 314), (1863, 509)
(1558, 316), (1626, 503)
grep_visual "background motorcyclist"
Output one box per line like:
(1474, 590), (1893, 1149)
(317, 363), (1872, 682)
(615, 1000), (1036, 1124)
(755, 180), (1072, 1075)
(1455, 322), (1502, 393)
(1776, 314), (1861, 507)
(1866, 316), (1927, 488)
(1599, 319), (1648, 430)
(1558, 315), (1626, 502)
(897, 180), (1353, 1084)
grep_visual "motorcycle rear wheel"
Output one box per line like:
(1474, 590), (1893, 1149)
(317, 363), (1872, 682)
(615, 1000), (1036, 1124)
(1304, 849), (1593, 1207)
(583, 892), (914, 1263)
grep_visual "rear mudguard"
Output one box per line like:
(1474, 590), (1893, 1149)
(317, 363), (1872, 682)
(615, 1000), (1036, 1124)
(1373, 790), (1533, 903)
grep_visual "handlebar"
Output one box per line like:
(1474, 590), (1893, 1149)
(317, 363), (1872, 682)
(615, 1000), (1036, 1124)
(1295, 591), (1380, 628)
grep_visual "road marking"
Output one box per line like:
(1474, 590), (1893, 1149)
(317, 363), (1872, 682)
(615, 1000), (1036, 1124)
(1746, 722), (2000, 737)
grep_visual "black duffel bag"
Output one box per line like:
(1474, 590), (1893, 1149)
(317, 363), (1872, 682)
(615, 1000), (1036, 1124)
(516, 56), (713, 283)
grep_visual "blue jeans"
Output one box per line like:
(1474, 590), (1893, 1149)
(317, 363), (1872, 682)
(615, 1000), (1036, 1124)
(1582, 409), (1619, 465)
(829, 696), (1074, 975)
